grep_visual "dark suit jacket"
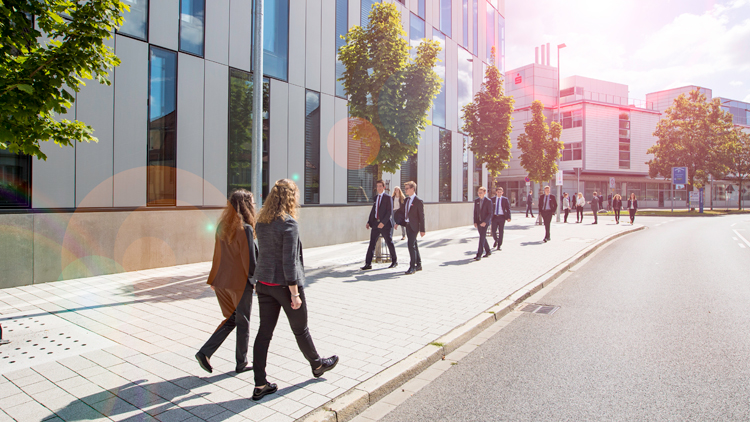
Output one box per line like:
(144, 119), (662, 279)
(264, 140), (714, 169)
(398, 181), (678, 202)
(627, 199), (638, 210)
(404, 196), (425, 233)
(474, 197), (493, 225)
(538, 194), (558, 214)
(207, 223), (257, 291)
(527, 194), (533, 204)
(613, 199), (622, 210)
(368, 193), (393, 228)
(253, 216), (305, 286)
(491, 195), (512, 221)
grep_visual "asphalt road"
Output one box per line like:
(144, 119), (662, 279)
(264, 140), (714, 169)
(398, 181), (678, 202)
(380, 214), (750, 421)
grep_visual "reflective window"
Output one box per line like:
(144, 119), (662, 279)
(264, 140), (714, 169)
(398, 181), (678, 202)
(457, 47), (473, 130)
(228, 69), (270, 199)
(305, 91), (321, 204)
(264, 0), (289, 81)
(462, 0), (468, 47)
(148, 47), (177, 206)
(497, 13), (505, 72)
(410, 14), (425, 60)
(473, 152), (481, 199)
(335, 0), (348, 98)
(462, 136), (469, 201)
(361, 0), (379, 26)
(439, 129), (452, 202)
(561, 142), (582, 161)
(180, 0), (204, 56)
(432, 32), (446, 129)
(619, 110), (630, 169)
(562, 109), (583, 129)
(486, 7), (495, 63)
(472, 0), (478, 55)
(440, 0), (452, 38)
(418, 0), (425, 19)
(118, 0), (148, 40)
(347, 117), (378, 203)
(401, 154), (418, 188)
(0, 152), (31, 208)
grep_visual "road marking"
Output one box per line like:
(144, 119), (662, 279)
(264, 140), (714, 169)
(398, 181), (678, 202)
(733, 237), (738, 241)
(731, 223), (737, 227)
(740, 244), (747, 249)
(733, 229), (750, 248)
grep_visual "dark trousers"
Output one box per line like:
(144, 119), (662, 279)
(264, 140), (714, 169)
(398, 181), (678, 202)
(614, 209), (621, 223)
(199, 282), (254, 370)
(629, 209), (636, 223)
(576, 206), (584, 222)
(563, 209), (570, 223)
(541, 210), (553, 240)
(525, 203), (534, 217)
(406, 226), (421, 269)
(476, 223), (491, 256)
(592, 209), (598, 224)
(253, 283), (321, 386)
(365, 225), (397, 265)
(491, 216), (506, 247)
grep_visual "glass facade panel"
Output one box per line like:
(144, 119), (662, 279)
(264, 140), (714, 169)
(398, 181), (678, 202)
(472, 0), (478, 56)
(348, 118), (379, 203)
(440, 0), (452, 37)
(228, 69), (270, 199)
(619, 110), (630, 169)
(497, 13), (504, 72)
(400, 154), (418, 190)
(432, 32), (446, 129)
(118, 0), (148, 40)
(335, 0), (348, 98)
(148, 47), (177, 206)
(439, 129), (452, 202)
(462, 0), (469, 47)
(264, 0), (289, 81)
(179, 0), (204, 56)
(410, 13), (425, 60)
(418, 0), (425, 19)
(457, 47), (473, 130)
(361, 0), (378, 26)
(0, 152), (31, 208)
(463, 136), (469, 201)
(486, 8), (495, 63)
(305, 91), (321, 204)
(472, 152), (481, 197)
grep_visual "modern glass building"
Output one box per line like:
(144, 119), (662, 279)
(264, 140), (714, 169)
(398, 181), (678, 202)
(0, 0), (506, 287)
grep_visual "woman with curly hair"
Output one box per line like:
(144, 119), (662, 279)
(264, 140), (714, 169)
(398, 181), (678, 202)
(196, 189), (257, 374)
(251, 179), (338, 401)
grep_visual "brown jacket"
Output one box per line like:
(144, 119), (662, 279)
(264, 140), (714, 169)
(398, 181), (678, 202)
(207, 223), (258, 291)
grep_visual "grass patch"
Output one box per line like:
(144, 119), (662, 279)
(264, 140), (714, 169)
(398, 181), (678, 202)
(596, 209), (750, 217)
(429, 342), (445, 348)
(451, 362), (458, 365)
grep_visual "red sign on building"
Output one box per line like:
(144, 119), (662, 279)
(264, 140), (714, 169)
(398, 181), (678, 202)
(514, 74), (522, 84)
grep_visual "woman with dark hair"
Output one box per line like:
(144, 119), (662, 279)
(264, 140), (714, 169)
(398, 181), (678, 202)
(251, 179), (338, 401)
(628, 193), (639, 225)
(612, 194), (623, 224)
(196, 189), (257, 374)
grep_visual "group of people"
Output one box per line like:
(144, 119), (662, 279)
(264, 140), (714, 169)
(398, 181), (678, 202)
(528, 189), (640, 225)
(195, 180), (338, 402)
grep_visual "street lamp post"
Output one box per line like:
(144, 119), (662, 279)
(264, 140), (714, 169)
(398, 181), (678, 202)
(251, 0), (264, 208)
(555, 43), (566, 223)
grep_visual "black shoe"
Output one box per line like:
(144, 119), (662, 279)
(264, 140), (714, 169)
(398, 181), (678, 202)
(236, 365), (253, 374)
(474, 255), (481, 261)
(313, 356), (339, 378)
(416, 265), (422, 271)
(543, 238), (547, 243)
(496, 246), (502, 251)
(360, 265), (372, 270)
(388, 262), (398, 268)
(405, 268), (416, 275)
(592, 222), (597, 225)
(252, 383), (278, 401)
(492, 242), (498, 248)
(195, 352), (212, 374)
(483, 253), (491, 258)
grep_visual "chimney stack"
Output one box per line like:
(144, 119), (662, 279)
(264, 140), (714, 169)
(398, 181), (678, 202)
(541, 44), (545, 65)
(546, 42), (551, 67)
(535, 47), (539, 64)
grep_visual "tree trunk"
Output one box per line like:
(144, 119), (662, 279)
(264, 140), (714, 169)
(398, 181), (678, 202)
(739, 179), (743, 211)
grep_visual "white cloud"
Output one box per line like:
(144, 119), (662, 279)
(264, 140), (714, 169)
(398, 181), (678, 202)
(731, 81), (744, 86)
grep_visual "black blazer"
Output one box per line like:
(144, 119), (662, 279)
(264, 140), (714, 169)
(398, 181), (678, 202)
(538, 194), (558, 213)
(627, 199), (638, 210)
(474, 197), (493, 225)
(491, 195), (512, 220)
(368, 193), (393, 228)
(613, 199), (622, 210)
(253, 215), (305, 286)
(404, 196), (425, 233)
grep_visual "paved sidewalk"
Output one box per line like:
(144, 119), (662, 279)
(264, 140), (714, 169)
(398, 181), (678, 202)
(0, 217), (640, 422)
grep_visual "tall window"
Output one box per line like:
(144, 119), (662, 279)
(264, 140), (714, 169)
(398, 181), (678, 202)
(305, 91), (321, 204)
(432, 32), (446, 128)
(462, 0), (469, 48)
(410, 13), (425, 60)
(562, 109), (582, 128)
(561, 142), (582, 161)
(347, 118), (378, 203)
(473, 152), (481, 198)
(440, 0), (452, 38)
(439, 129), (452, 202)
(619, 110), (630, 169)
(179, 0), (205, 56)
(486, 8), (495, 63)
(497, 13), (505, 72)
(148, 47), (177, 206)
(228, 69), (270, 198)
(361, 0), (379, 26)
(418, 0), (425, 19)
(264, 0), (289, 81)
(118, 0), (148, 40)
(335, 0), (348, 98)
(472, 0), (478, 56)
(0, 152), (31, 208)
(401, 154), (418, 188)
(462, 136), (469, 201)
(457, 47), (473, 129)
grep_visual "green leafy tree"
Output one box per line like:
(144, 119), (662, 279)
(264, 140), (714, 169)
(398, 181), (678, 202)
(0, 0), (127, 160)
(647, 89), (736, 190)
(461, 48), (514, 177)
(517, 100), (563, 186)
(726, 129), (750, 210)
(338, 3), (442, 176)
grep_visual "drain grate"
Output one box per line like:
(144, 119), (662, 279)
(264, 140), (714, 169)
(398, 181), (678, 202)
(0, 311), (115, 374)
(520, 303), (560, 315)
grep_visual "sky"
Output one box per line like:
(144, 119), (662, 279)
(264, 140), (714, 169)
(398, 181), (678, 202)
(505, 0), (750, 103)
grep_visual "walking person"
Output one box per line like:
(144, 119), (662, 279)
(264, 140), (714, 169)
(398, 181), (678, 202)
(612, 194), (623, 224)
(251, 179), (338, 401)
(576, 192), (585, 223)
(628, 193), (639, 225)
(196, 190), (258, 375)
(562, 192), (571, 223)
(403, 181), (425, 275)
(491, 187), (511, 251)
(589, 191), (600, 224)
(607, 193), (613, 212)
(525, 190), (535, 218)
(538, 186), (557, 242)
(473, 187), (493, 260)
(392, 186), (407, 241)
(361, 180), (398, 270)
(598, 193), (604, 211)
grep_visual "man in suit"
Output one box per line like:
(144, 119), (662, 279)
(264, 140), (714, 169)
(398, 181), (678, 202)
(403, 181), (425, 275)
(589, 191), (600, 224)
(538, 185), (557, 243)
(361, 180), (397, 270)
(473, 187), (493, 260)
(525, 190), (534, 218)
(491, 187), (511, 251)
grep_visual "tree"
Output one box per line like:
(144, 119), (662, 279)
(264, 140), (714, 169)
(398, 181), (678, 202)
(517, 100), (563, 186)
(338, 3), (442, 176)
(461, 48), (514, 177)
(726, 129), (750, 210)
(647, 89), (736, 191)
(0, 0), (126, 160)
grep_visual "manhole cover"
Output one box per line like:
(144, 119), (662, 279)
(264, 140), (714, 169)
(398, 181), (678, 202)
(0, 310), (115, 374)
(520, 303), (560, 315)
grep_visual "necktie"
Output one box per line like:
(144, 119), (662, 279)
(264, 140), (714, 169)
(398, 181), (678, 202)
(376, 195), (380, 216)
(545, 195), (549, 210)
(496, 197), (500, 215)
(406, 197), (411, 216)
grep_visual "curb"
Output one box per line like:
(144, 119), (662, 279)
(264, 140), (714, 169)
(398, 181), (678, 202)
(299, 225), (646, 422)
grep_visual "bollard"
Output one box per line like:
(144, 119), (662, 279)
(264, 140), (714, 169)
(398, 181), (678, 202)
(0, 323), (9, 345)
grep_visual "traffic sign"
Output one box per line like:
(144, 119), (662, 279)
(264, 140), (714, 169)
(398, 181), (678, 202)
(672, 167), (688, 185)
(556, 171), (563, 186)
(689, 191), (700, 208)
(609, 177), (615, 189)
(525, 181), (531, 187)
(524, 176), (530, 183)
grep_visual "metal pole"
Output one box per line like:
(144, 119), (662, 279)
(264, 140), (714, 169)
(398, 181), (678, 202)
(671, 183), (674, 212)
(555, 46), (562, 223)
(251, 0), (264, 207)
